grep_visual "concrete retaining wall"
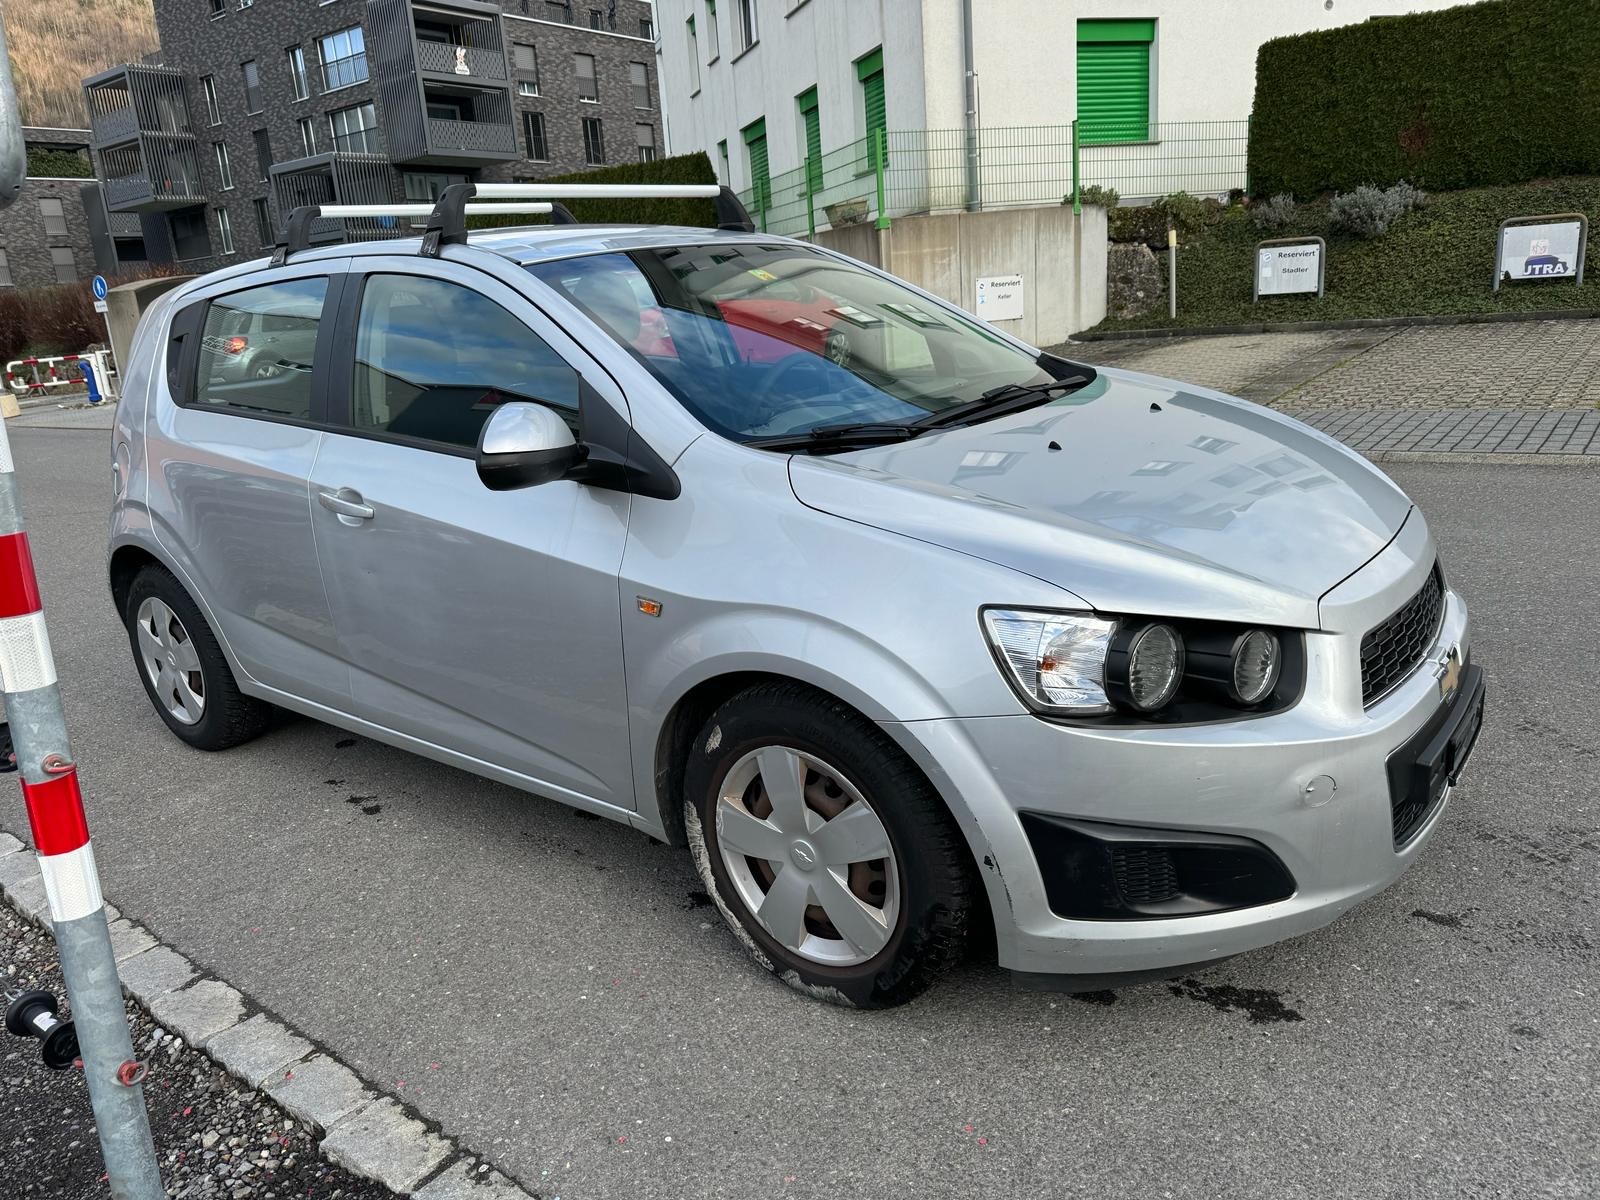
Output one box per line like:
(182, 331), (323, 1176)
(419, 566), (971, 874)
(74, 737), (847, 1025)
(816, 204), (1108, 345)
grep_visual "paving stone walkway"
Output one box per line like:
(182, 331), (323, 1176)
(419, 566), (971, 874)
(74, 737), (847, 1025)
(1062, 319), (1600, 458)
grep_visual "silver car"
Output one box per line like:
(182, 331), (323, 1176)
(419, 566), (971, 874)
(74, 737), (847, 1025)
(109, 220), (1484, 1008)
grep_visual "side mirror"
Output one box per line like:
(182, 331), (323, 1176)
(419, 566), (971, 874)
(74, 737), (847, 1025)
(475, 402), (587, 491)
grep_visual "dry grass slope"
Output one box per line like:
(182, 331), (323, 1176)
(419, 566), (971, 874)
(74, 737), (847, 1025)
(2, 0), (158, 129)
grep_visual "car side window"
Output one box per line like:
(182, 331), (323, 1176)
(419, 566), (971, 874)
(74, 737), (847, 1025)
(192, 277), (328, 420)
(351, 274), (580, 451)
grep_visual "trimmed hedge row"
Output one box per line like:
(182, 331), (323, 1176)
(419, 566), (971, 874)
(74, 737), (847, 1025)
(1093, 176), (1600, 332)
(465, 151), (721, 231)
(1250, 0), (1600, 197)
(25, 147), (91, 179)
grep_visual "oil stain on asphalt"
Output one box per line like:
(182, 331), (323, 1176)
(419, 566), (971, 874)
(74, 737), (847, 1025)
(1167, 977), (1305, 1024)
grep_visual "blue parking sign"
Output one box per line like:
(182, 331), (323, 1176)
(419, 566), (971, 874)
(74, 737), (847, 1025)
(92, 275), (108, 301)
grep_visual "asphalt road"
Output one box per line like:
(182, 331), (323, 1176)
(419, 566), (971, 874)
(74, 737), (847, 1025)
(3, 427), (1597, 1200)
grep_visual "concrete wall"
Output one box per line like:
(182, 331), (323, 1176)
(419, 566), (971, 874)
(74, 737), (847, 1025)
(818, 203), (1108, 346)
(106, 276), (193, 381)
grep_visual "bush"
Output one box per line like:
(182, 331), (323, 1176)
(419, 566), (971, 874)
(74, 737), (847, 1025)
(1327, 181), (1427, 239)
(1153, 191), (1209, 235)
(1067, 184), (1120, 208)
(24, 147), (91, 179)
(1250, 0), (1600, 196)
(466, 151), (721, 230)
(1251, 193), (1298, 232)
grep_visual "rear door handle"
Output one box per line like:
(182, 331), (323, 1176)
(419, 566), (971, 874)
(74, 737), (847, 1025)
(317, 488), (375, 522)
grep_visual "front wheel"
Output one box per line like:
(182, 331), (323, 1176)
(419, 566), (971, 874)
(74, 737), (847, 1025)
(683, 682), (974, 1008)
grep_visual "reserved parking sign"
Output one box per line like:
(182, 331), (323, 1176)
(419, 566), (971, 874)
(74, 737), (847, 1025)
(1254, 237), (1326, 301)
(1495, 214), (1587, 291)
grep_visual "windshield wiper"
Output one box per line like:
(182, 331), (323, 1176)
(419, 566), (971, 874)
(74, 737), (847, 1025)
(745, 421), (925, 453)
(911, 374), (1094, 430)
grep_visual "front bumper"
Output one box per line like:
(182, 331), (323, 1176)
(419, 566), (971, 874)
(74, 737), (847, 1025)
(884, 516), (1479, 982)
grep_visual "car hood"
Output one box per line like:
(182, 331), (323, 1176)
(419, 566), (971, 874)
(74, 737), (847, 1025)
(787, 367), (1412, 628)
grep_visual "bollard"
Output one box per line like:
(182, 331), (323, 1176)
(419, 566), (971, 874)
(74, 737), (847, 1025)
(80, 360), (102, 406)
(0, 418), (164, 1198)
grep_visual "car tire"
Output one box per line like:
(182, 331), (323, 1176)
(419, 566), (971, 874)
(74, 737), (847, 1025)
(123, 565), (275, 751)
(683, 681), (974, 1008)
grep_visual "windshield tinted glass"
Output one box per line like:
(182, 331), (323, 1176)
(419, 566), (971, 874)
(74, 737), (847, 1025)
(527, 243), (1064, 441)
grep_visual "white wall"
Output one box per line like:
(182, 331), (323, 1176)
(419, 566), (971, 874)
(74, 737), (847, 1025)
(656, 0), (927, 194)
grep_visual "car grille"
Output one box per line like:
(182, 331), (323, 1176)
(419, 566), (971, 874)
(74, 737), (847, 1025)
(1360, 563), (1445, 707)
(1111, 846), (1180, 905)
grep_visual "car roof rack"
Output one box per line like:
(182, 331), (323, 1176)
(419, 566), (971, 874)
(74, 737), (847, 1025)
(271, 181), (756, 264)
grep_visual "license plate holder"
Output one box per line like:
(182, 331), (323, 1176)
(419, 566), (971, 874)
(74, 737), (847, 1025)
(1387, 664), (1486, 847)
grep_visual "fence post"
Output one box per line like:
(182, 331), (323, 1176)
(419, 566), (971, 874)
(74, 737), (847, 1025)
(0, 416), (165, 1200)
(805, 154), (817, 239)
(1071, 120), (1081, 214)
(1244, 115), (1252, 197)
(872, 129), (890, 230)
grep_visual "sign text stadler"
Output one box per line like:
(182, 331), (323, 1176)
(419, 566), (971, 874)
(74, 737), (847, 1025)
(1254, 237), (1326, 301)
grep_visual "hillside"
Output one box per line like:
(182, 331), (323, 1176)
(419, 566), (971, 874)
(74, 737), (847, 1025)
(2, 0), (158, 129)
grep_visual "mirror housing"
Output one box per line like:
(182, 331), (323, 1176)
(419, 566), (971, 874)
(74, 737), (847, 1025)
(475, 402), (586, 491)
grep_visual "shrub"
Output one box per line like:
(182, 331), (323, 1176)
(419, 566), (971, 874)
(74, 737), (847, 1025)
(1067, 184), (1120, 208)
(1327, 181), (1427, 239)
(1153, 191), (1209, 235)
(1251, 193), (1298, 232)
(24, 148), (91, 179)
(26, 282), (102, 355)
(0, 291), (27, 364)
(1250, 0), (1600, 196)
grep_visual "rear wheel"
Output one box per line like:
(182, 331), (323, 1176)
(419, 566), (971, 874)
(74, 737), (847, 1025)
(684, 682), (974, 1008)
(124, 565), (275, 750)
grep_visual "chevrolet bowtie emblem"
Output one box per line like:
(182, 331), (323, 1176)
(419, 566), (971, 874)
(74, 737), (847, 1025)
(1438, 646), (1463, 701)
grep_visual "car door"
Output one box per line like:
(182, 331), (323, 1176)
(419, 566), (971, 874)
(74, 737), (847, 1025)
(308, 255), (635, 811)
(149, 262), (352, 710)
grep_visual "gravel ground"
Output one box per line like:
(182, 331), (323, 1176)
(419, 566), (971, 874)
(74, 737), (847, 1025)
(1, 906), (398, 1200)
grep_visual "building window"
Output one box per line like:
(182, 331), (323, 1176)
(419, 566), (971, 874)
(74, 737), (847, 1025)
(742, 116), (769, 213)
(545, 1), (569, 22)
(629, 61), (651, 109)
(797, 86), (820, 191)
(297, 116), (317, 155)
(50, 245), (78, 281)
(717, 138), (729, 184)
(216, 207), (235, 255)
(0, 249), (11, 288)
(208, 0), (225, 16)
(512, 43), (539, 93)
(319, 26), (368, 91)
(238, 0), (253, 8)
(734, 0), (757, 52)
(201, 75), (221, 125)
(635, 123), (656, 163)
(213, 142), (234, 189)
(401, 172), (468, 201)
(705, 0), (719, 61)
(329, 102), (379, 153)
(426, 96), (470, 121)
(574, 53), (597, 102)
(38, 197), (68, 237)
(640, 16), (653, 39)
(240, 61), (262, 114)
(588, 8), (602, 29)
(686, 18), (700, 92)
(1076, 19), (1155, 144)
(856, 48), (885, 155)
(253, 197), (272, 246)
(170, 209), (212, 260)
(581, 117), (605, 164)
(253, 129), (272, 180)
(523, 111), (548, 160)
(287, 46), (310, 101)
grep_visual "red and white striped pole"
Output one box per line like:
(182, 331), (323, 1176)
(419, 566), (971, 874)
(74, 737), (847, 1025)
(0, 416), (164, 1198)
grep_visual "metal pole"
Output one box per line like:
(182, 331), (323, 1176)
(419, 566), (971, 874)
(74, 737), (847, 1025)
(805, 155), (816, 239)
(0, 18), (25, 210)
(961, 0), (980, 212)
(0, 418), (164, 1199)
(1168, 224), (1179, 319)
(1071, 120), (1081, 215)
(873, 128), (890, 230)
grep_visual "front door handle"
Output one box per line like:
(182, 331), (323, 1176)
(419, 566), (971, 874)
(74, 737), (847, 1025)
(317, 488), (375, 523)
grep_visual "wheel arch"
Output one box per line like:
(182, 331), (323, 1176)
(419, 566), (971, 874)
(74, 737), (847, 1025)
(108, 536), (253, 688)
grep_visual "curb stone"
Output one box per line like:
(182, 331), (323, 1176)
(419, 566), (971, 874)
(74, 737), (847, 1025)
(1074, 308), (1600, 341)
(0, 833), (536, 1198)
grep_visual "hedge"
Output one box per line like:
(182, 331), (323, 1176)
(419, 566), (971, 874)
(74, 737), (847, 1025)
(25, 147), (91, 179)
(1092, 176), (1600, 332)
(465, 150), (721, 231)
(1249, 0), (1600, 197)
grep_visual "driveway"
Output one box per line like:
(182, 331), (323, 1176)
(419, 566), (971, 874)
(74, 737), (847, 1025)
(1, 427), (1596, 1199)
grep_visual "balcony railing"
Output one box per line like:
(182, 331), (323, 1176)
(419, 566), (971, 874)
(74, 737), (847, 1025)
(102, 174), (203, 210)
(90, 105), (140, 147)
(416, 40), (506, 80)
(427, 117), (515, 155)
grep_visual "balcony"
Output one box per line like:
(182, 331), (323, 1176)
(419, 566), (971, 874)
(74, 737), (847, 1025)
(368, 0), (517, 167)
(270, 152), (397, 244)
(98, 133), (205, 213)
(83, 64), (194, 150)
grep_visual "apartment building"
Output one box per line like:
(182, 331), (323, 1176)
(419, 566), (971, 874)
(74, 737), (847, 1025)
(81, 0), (664, 273)
(0, 128), (108, 287)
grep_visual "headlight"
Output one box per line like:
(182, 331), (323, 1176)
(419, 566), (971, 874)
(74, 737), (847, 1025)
(982, 609), (1116, 714)
(1186, 627), (1282, 707)
(1106, 622), (1185, 712)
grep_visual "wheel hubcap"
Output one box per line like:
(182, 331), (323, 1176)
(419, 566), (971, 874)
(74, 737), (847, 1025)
(134, 597), (205, 725)
(715, 745), (900, 967)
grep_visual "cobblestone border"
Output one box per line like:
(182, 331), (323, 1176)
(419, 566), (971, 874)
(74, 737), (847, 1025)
(0, 830), (532, 1200)
(1075, 308), (1600, 342)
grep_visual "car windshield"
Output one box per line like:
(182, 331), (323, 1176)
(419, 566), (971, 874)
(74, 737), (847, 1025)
(526, 243), (1077, 442)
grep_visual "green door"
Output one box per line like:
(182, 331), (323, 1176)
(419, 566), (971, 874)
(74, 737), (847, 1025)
(742, 117), (770, 224)
(798, 87), (821, 194)
(1077, 19), (1154, 144)
(856, 48), (885, 163)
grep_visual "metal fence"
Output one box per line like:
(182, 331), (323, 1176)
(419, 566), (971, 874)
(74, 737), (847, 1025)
(738, 120), (1249, 238)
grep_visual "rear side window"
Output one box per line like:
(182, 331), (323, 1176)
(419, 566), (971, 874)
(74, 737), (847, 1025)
(193, 278), (328, 420)
(351, 274), (578, 450)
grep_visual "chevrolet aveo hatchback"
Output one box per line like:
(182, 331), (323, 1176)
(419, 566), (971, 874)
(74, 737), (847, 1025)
(109, 209), (1485, 1008)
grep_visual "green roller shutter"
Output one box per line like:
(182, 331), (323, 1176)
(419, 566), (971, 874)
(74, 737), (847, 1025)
(742, 117), (770, 217)
(1077, 19), (1153, 145)
(856, 47), (885, 161)
(797, 87), (821, 192)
